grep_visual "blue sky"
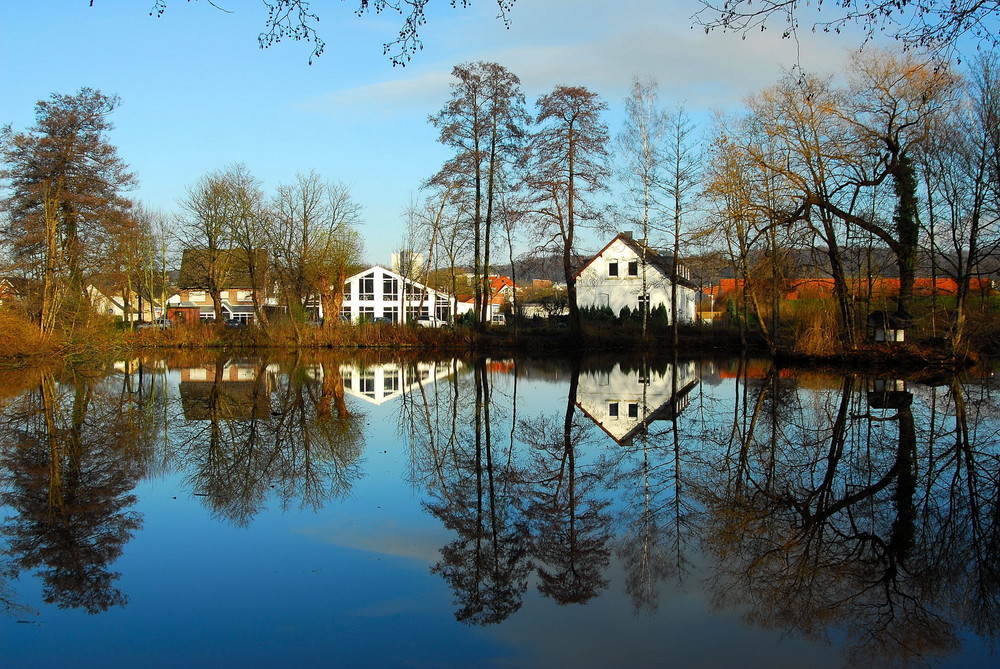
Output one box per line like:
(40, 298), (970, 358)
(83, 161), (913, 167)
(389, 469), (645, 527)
(2, 0), (880, 263)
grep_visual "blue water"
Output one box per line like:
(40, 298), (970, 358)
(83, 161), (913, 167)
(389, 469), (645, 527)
(0, 355), (996, 668)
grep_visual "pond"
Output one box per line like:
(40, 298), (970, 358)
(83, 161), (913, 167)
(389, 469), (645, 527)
(0, 352), (997, 668)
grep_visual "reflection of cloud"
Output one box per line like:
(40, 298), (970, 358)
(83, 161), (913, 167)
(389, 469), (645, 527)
(296, 520), (446, 564)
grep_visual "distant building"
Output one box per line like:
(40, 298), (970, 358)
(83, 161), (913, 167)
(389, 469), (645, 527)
(87, 284), (163, 323)
(575, 232), (698, 322)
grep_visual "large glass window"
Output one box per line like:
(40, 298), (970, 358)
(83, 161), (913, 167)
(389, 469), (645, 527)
(359, 274), (375, 301)
(383, 278), (398, 301)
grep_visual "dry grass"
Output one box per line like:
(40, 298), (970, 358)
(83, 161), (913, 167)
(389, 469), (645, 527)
(0, 311), (61, 361)
(786, 301), (840, 357)
(122, 320), (474, 351)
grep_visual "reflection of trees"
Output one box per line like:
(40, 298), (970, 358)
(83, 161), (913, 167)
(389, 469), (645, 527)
(519, 359), (611, 605)
(696, 363), (1000, 667)
(411, 359), (531, 625)
(0, 370), (144, 614)
(175, 355), (364, 525)
(606, 354), (695, 613)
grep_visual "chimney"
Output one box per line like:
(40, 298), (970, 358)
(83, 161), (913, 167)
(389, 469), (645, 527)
(622, 231), (633, 240)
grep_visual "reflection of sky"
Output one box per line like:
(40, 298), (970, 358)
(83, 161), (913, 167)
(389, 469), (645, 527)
(0, 358), (996, 668)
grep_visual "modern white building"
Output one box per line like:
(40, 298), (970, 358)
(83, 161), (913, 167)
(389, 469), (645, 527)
(575, 232), (698, 322)
(338, 265), (453, 324)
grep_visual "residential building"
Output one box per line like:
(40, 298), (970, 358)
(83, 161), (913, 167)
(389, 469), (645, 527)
(88, 284), (162, 323)
(575, 232), (698, 322)
(338, 265), (453, 323)
(168, 248), (274, 324)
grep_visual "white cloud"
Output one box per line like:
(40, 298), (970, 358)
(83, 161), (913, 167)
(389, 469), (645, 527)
(295, 70), (455, 118)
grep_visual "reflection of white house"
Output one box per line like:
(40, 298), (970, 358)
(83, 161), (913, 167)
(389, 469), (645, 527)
(575, 360), (698, 445)
(339, 360), (461, 405)
(337, 265), (453, 324)
(575, 232), (697, 322)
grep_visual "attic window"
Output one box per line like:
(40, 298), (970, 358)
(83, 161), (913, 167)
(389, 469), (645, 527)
(608, 261), (619, 277)
(628, 261), (639, 276)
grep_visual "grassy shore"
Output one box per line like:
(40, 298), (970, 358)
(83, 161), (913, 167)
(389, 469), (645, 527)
(0, 311), (985, 372)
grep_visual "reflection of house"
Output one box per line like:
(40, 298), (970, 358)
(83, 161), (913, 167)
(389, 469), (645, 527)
(575, 361), (699, 445)
(339, 361), (461, 405)
(575, 232), (697, 322)
(169, 249), (273, 324)
(338, 265), (453, 324)
(178, 362), (272, 420)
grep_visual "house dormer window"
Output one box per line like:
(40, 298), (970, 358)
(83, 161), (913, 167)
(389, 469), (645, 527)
(608, 261), (619, 277)
(628, 261), (639, 276)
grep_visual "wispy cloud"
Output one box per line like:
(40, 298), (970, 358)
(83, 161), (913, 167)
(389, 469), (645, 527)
(295, 70), (454, 118)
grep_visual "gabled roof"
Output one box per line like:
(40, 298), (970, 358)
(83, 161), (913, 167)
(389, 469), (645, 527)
(178, 248), (268, 289)
(346, 264), (449, 296)
(575, 233), (698, 289)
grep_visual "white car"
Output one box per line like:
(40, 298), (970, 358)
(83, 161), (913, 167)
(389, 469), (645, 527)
(416, 315), (446, 328)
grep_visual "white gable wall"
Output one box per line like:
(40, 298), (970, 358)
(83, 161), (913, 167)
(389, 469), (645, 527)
(338, 265), (453, 323)
(576, 238), (696, 322)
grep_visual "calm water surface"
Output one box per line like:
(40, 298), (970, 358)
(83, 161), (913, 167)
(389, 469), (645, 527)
(0, 352), (997, 668)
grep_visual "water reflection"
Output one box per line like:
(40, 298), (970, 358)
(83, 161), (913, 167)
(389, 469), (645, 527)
(0, 368), (145, 614)
(0, 353), (997, 668)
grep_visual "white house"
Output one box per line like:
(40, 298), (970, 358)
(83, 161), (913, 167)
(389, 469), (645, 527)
(88, 284), (162, 323)
(337, 265), (453, 324)
(575, 232), (698, 322)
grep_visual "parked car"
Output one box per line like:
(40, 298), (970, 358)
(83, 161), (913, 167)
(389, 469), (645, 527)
(491, 313), (507, 326)
(224, 318), (244, 328)
(370, 316), (393, 324)
(416, 315), (446, 328)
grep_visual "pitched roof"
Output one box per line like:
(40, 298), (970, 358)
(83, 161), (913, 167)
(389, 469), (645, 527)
(576, 233), (698, 289)
(178, 248), (269, 289)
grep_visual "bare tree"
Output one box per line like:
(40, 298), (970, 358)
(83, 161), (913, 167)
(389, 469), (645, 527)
(268, 171), (364, 331)
(429, 61), (527, 330)
(695, 0), (1000, 57)
(617, 76), (669, 338)
(524, 86), (611, 336)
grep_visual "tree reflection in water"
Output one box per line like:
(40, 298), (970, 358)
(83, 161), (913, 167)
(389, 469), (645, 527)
(519, 357), (612, 606)
(173, 354), (364, 525)
(697, 362), (1000, 667)
(0, 368), (146, 614)
(0, 353), (997, 669)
